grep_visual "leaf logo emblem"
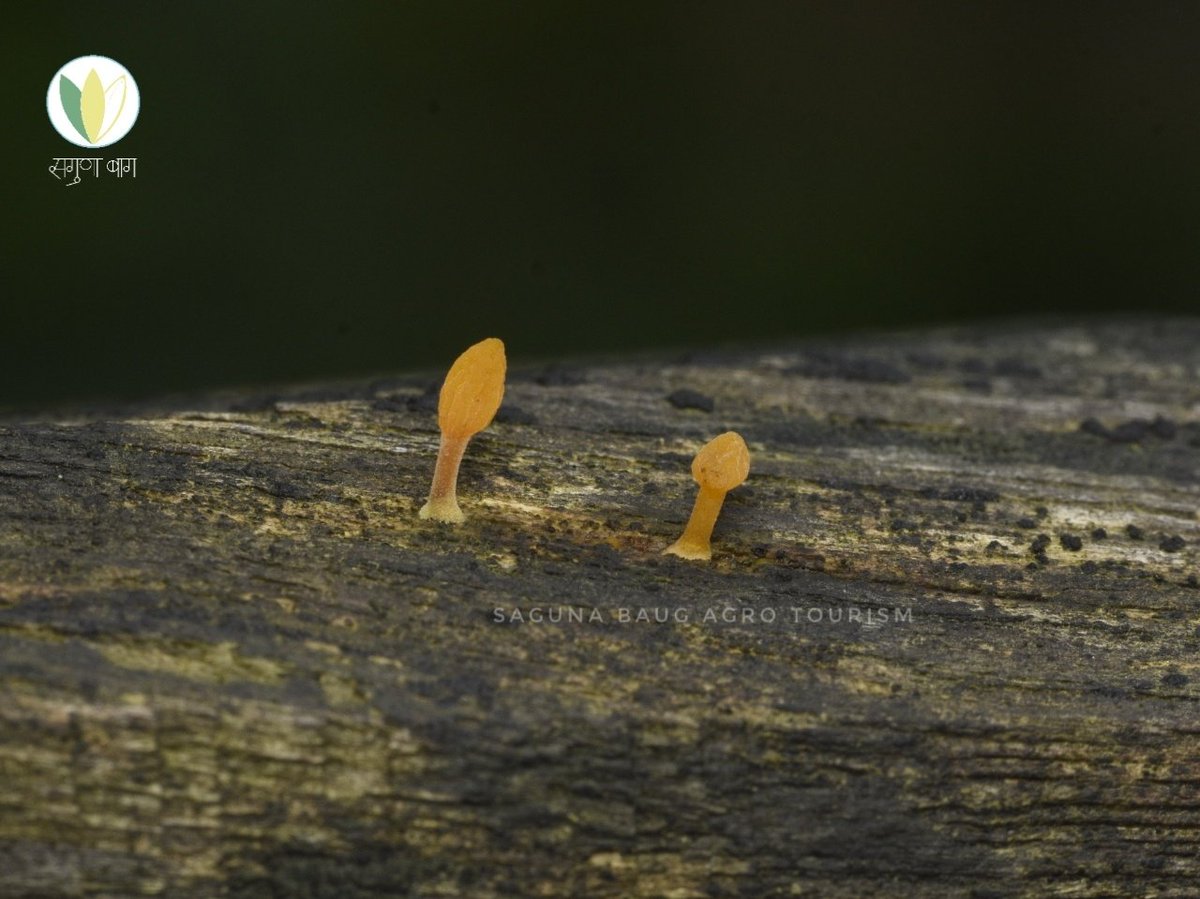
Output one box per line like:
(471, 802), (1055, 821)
(59, 69), (128, 144)
(47, 56), (139, 148)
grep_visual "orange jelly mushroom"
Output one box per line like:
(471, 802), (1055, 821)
(419, 337), (506, 523)
(664, 431), (750, 560)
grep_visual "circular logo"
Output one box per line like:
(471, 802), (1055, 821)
(47, 55), (140, 148)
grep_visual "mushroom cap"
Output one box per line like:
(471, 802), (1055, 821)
(438, 337), (507, 438)
(691, 431), (750, 492)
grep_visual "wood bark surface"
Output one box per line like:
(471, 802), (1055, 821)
(1, 317), (1199, 897)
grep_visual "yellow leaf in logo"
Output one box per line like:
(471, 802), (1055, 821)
(80, 69), (105, 143)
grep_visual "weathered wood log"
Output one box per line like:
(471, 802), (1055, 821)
(1, 318), (1199, 897)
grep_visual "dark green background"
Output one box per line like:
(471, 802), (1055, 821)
(3, 2), (1198, 410)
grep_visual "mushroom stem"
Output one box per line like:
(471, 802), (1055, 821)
(665, 485), (726, 560)
(420, 434), (470, 523)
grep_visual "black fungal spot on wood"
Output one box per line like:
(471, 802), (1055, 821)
(1079, 415), (1178, 443)
(533, 364), (586, 387)
(919, 485), (1000, 503)
(784, 351), (910, 384)
(494, 405), (537, 426)
(229, 394), (280, 413)
(905, 351), (946, 370)
(993, 357), (1042, 378)
(370, 397), (409, 413)
(666, 389), (715, 413)
(403, 384), (440, 414)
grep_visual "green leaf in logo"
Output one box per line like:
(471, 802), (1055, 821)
(59, 75), (89, 142)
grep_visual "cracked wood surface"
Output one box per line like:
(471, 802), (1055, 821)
(1, 317), (1199, 897)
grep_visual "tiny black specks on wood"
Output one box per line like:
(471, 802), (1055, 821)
(1, 317), (1199, 897)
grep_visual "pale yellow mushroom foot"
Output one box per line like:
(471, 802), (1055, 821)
(419, 498), (465, 524)
(663, 540), (712, 561)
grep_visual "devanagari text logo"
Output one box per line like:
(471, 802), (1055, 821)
(47, 56), (140, 149)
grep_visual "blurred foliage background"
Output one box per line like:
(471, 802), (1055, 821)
(2, 2), (1198, 409)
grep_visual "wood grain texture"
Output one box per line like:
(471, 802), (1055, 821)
(1, 317), (1199, 897)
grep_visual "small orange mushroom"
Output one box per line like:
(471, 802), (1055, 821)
(419, 337), (506, 523)
(664, 431), (750, 560)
